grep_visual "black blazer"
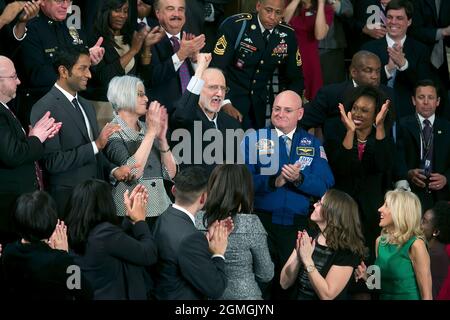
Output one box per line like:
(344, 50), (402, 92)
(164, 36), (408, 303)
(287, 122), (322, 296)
(0, 102), (43, 232)
(1, 241), (92, 300)
(170, 88), (241, 175)
(74, 219), (157, 300)
(153, 206), (227, 300)
(149, 34), (195, 114)
(362, 36), (431, 119)
(396, 115), (450, 209)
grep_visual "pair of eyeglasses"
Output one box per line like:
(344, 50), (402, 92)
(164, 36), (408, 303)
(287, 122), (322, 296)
(53, 0), (73, 5)
(0, 74), (18, 80)
(207, 85), (229, 93)
(272, 106), (300, 114)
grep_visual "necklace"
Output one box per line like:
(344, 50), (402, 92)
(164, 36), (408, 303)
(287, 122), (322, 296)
(357, 138), (367, 144)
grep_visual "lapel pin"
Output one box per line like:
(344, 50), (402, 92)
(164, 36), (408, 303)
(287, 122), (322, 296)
(437, 130), (442, 134)
(251, 24), (256, 30)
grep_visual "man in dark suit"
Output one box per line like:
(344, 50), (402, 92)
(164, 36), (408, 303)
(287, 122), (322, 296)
(171, 53), (241, 175)
(149, 0), (205, 115)
(30, 46), (129, 217)
(410, 0), (450, 120)
(362, 0), (431, 120)
(211, 0), (304, 130)
(153, 166), (230, 300)
(396, 79), (450, 211)
(300, 50), (395, 141)
(0, 55), (61, 244)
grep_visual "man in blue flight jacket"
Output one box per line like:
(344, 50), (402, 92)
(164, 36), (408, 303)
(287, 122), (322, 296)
(242, 90), (334, 299)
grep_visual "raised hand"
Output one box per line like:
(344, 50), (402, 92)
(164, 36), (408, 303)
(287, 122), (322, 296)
(49, 220), (68, 252)
(95, 122), (121, 150)
(0, 1), (25, 27)
(131, 29), (148, 54)
(157, 106), (169, 142)
(177, 32), (206, 61)
(123, 184), (148, 223)
(18, 0), (41, 23)
(338, 103), (355, 132)
(387, 43), (406, 68)
(194, 52), (212, 77)
(363, 23), (387, 39)
(281, 163), (301, 183)
(89, 37), (105, 65)
(375, 99), (390, 128)
(145, 100), (163, 136)
(297, 230), (315, 266)
(144, 26), (165, 47)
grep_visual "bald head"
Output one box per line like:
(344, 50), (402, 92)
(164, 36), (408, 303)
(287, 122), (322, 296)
(0, 56), (20, 104)
(271, 90), (303, 133)
(350, 50), (381, 87)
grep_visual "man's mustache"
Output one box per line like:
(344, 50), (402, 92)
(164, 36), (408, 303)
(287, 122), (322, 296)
(170, 16), (183, 21)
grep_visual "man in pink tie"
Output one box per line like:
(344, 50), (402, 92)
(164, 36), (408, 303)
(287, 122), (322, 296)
(0, 55), (61, 245)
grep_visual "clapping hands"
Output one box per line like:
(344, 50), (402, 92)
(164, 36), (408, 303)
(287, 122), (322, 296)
(123, 184), (148, 223)
(49, 220), (68, 252)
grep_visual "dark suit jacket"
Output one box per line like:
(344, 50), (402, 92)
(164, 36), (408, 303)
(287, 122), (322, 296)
(0, 102), (42, 233)
(30, 86), (113, 215)
(362, 36), (431, 119)
(74, 219), (157, 300)
(149, 34), (195, 114)
(299, 80), (395, 140)
(396, 114), (450, 209)
(1, 241), (92, 300)
(153, 206), (227, 300)
(170, 88), (242, 175)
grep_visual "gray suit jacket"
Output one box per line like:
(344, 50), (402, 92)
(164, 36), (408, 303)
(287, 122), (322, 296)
(30, 86), (106, 188)
(319, 0), (353, 49)
(196, 213), (274, 300)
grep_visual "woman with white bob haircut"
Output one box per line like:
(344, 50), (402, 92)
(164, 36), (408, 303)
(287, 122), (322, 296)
(104, 75), (177, 228)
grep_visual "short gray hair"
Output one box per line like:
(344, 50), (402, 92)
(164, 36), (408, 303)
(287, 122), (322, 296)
(107, 75), (144, 112)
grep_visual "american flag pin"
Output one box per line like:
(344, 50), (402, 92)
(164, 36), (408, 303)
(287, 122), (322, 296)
(438, 130), (442, 134)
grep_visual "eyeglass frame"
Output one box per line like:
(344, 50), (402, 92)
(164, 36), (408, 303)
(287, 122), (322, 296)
(53, 0), (73, 5)
(206, 85), (229, 94)
(0, 74), (19, 80)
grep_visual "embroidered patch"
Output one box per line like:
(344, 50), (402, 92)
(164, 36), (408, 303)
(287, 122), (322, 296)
(297, 146), (314, 157)
(256, 139), (275, 155)
(296, 156), (313, 170)
(296, 48), (302, 66)
(214, 35), (227, 55)
(300, 137), (312, 146)
(68, 26), (83, 45)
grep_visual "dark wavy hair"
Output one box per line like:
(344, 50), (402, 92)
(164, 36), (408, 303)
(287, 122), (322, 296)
(203, 164), (254, 228)
(346, 85), (395, 132)
(429, 201), (450, 244)
(320, 189), (366, 259)
(65, 179), (119, 254)
(13, 191), (58, 242)
(94, 0), (133, 48)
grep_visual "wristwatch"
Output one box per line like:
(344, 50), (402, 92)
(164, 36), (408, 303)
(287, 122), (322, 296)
(306, 264), (316, 273)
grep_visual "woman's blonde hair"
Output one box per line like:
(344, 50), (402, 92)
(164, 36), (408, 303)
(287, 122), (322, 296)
(380, 190), (424, 246)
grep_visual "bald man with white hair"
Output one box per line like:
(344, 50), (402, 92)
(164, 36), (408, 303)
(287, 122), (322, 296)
(0, 55), (61, 244)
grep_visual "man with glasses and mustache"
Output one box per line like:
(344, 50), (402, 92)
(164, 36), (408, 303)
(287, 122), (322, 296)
(171, 53), (241, 176)
(211, 0), (304, 130)
(16, 0), (105, 127)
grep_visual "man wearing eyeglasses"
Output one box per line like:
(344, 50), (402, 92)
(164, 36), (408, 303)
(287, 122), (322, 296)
(241, 90), (334, 299)
(171, 53), (241, 175)
(0, 55), (61, 245)
(15, 0), (105, 127)
(211, 0), (304, 130)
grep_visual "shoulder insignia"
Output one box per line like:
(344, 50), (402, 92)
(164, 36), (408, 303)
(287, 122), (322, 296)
(234, 13), (252, 23)
(214, 35), (227, 56)
(278, 22), (294, 32)
(68, 26), (83, 45)
(296, 48), (302, 67)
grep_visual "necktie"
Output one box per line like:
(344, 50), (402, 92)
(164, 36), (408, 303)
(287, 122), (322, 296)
(422, 119), (433, 176)
(3, 104), (44, 190)
(170, 36), (190, 93)
(262, 29), (270, 45)
(281, 135), (291, 156)
(72, 98), (86, 124)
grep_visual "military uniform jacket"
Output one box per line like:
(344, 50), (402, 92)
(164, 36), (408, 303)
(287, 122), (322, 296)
(212, 13), (304, 128)
(241, 127), (334, 225)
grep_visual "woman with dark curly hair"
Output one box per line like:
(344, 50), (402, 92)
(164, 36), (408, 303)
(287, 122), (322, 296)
(280, 189), (365, 300)
(323, 85), (395, 264)
(195, 164), (274, 300)
(421, 201), (450, 298)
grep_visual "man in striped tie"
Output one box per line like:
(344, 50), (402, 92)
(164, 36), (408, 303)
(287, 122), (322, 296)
(150, 0), (206, 115)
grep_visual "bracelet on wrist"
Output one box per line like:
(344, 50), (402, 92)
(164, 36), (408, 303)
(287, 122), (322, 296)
(159, 147), (170, 153)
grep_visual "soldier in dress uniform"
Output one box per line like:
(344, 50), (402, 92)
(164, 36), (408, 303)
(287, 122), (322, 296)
(15, 0), (105, 127)
(211, 0), (304, 130)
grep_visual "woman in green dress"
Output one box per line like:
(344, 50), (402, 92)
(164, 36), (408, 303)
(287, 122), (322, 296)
(356, 190), (432, 299)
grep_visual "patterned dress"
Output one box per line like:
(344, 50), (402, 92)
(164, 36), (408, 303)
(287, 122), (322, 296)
(104, 114), (173, 217)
